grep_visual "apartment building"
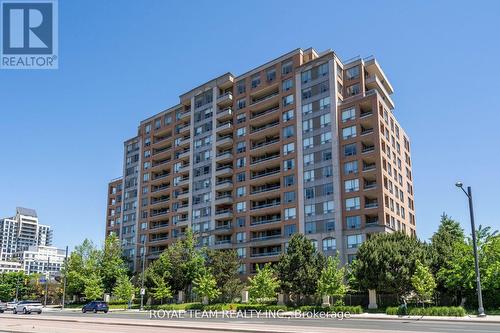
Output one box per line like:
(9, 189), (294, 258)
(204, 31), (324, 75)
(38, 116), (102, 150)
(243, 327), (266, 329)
(0, 207), (53, 262)
(105, 47), (416, 273)
(18, 245), (66, 276)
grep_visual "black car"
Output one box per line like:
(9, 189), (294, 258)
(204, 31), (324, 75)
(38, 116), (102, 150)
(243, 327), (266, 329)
(82, 301), (109, 313)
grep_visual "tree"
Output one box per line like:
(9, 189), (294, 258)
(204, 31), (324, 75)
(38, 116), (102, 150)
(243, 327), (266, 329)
(192, 270), (220, 303)
(204, 249), (243, 302)
(411, 260), (436, 305)
(353, 232), (428, 297)
(429, 214), (465, 292)
(101, 234), (128, 294)
(84, 274), (104, 301)
(64, 239), (100, 298)
(318, 255), (348, 301)
(276, 233), (325, 301)
(113, 275), (135, 307)
(151, 275), (173, 304)
(248, 264), (279, 302)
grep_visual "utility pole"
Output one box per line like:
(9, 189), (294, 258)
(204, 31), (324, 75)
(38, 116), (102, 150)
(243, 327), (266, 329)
(61, 246), (68, 310)
(140, 242), (146, 311)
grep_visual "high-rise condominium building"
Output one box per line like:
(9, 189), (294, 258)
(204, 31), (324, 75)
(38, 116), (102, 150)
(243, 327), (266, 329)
(105, 48), (416, 273)
(0, 207), (53, 262)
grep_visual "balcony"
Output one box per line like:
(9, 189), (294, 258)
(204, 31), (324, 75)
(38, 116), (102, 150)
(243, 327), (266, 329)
(361, 127), (374, 136)
(250, 119), (280, 134)
(251, 184), (280, 195)
(250, 215), (281, 226)
(217, 108), (232, 120)
(250, 247), (281, 258)
(215, 180), (233, 191)
(362, 162), (376, 172)
(215, 166), (233, 177)
(152, 172), (170, 181)
(151, 209), (169, 217)
(362, 144), (375, 154)
(215, 194), (233, 205)
(176, 149), (190, 160)
(360, 109), (373, 119)
(216, 92), (233, 107)
(151, 184), (170, 193)
(216, 135), (233, 147)
(250, 152), (280, 165)
(250, 89), (279, 106)
(365, 199), (379, 209)
(178, 124), (190, 134)
(251, 137), (280, 151)
(150, 221), (169, 230)
(250, 105), (280, 120)
(216, 151), (233, 162)
(251, 167), (280, 180)
(150, 197), (170, 206)
(216, 121), (233, 134)
(364, 180), (377, 190)
(178, 111), (191, 120)
(215, 209), (233, 220)
(176, 190), (189, 200)
(251, 199), (281, 211)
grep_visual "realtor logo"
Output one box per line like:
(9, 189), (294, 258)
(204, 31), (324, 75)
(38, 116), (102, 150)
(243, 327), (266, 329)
(1, 0), (58, 69)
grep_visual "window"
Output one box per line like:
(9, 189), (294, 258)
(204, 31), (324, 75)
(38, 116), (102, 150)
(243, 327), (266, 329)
(251, 74), (261, 88)
(304, 153), (314, 166)
(302, 103), (312, 115)
(345, 197), (360, 211)
(237, 80), (246, 94)
(283, 142), (295, 155)
(322, 238), (336, 251)
(325, 219), (335, 231)
(304, 170), (315, 182)
(320, 113), (331, 128)
(284, 207), (296, 220)
(283, 125), (294, 138)
(237, 98), (246, 109)
(301, 70), (312, 83)
(346, 84), (360, 96)
(236, 202), (246, 213)
(236, 186), (246, 197)
(284, 224), (296, 237)
(344, 143), (357, 156)
(283, 109), (294, 122)
(236, 127), (246, 137)
(284, 191), (295, 203)
(323, 166), (333, 178)
(347, 234), (363, 248)
(319, 97), (330, 110)
(145, 124), (151, 134)
(237, 232), (246, 243)
(283, 94), (294, 106)
(282, 79), (293, 91)
(305, 222), (316, 234)
(283, 159), (295, 171)
(236, 113), (246, 124)
(323, 201), (334, 214)
(282, 60), (293, 75)
(284, 175), (295, 187)
(321, 132), (332, 144)
(236, 157), (246, 168)
(303, 137), (314, 149)
(346, 66), (360, 80)
(237, 217), (246, 227)
(304, 187), (315, 199)
(344, 161), (358, 174)
(344, 179), (359, 192)
(237, 172), (245, 182)
(346, 216), (361, 229)
(342, 125), (357, 139)
(303, 119), (312, 133)
(323, 182), (333, 195)
(266, 68), (276, 82)
(237, 247), (246, 258)
(305, 204), (315, 216)
(236, 141), (246, 153)
(319, 63), (328, 76)
(322, 150), (332, 161)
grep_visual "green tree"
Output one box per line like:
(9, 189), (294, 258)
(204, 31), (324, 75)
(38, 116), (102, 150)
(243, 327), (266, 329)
(193, 270), (220, 303)
(276, 233), (325, 302)
(113, 275), (135, 307)
(411, 260), (436, 305)
(64, 239), (100, 298)
(204, 249), (243, 302)
(101, 234), (128, 294)
(353, 232), (428, 297)
(248, 264), (279, 302)
(151, 275), (173, 304)
(318, 255), (348, 300)
(429, 214), (465, 292)
(84, 274), (104, 301)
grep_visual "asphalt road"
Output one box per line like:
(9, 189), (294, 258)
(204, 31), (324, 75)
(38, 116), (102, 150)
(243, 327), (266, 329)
(0, 311), (498, 333)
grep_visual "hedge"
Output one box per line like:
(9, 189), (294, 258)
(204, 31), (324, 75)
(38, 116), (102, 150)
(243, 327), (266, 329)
(386, 306), (466, 317)
(297, 305), (363, 314)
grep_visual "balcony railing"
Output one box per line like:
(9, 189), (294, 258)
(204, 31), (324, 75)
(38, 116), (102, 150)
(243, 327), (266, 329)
(251, 169), (280, 180)
(250, 217), (281, 226)
(251, 138), (280, 150)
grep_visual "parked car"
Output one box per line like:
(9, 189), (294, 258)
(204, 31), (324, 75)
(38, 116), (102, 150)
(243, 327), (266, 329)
(82, 301), (109, 313)
(1, 301), (18, 313)
(13, 301), (42, 314)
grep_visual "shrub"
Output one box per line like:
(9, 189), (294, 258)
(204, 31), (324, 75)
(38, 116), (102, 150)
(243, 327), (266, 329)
(236, 304), (287, 311)
(201, 303), (238, 311)
(386, 306), (465, 317)
(297, 305), (362, 314)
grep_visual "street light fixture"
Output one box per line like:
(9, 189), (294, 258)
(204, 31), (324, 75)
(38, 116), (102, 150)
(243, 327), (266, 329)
(455, 181), (486, 317)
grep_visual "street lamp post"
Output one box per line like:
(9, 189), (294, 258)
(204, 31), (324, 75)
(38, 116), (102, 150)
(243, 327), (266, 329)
(125, 240), (146, 311)
(455, 182), (486, 317)
(61, 246), (69, 310)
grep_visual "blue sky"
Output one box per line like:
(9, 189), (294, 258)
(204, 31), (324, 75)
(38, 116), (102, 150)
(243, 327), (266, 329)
(0, 0), (499, 250)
